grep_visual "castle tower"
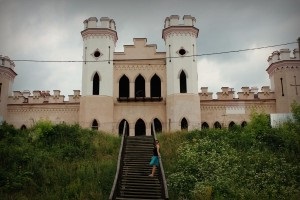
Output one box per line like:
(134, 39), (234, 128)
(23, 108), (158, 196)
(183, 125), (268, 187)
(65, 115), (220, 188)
(266, 48), (300, 113)
(79, 17), (117, 131)
(162, 15), (201, 131)
(0, 55), (17, 123)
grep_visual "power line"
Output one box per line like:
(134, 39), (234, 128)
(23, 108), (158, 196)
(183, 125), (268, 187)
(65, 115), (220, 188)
(11, 41), (298, 63)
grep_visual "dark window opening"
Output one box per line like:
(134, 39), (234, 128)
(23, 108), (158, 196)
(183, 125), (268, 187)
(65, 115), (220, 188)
(151, 118), (162, 135)
(214, 121), (222, 129)
(228, 121), (236, 129)
(93, 73), (100, 95)
(118, 119), (129, 136)
(241, 121), (247, 127)
(135, 118), (146, 136)
(201, 122), (209, 129)
(181, 118), (188, 130)
(94, 51), (101, 57)
(180, 71), (187, 93)
(179, 48), (186, 56)
(135, 74), (145, 97)
(119, 75), (129, 98)
(92, 119), (98, 130)
(20, 125), (27, 130)
(151, 74), (161, 97)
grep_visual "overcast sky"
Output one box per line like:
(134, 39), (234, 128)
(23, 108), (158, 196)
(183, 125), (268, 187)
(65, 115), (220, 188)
(0, 0), (299, 99)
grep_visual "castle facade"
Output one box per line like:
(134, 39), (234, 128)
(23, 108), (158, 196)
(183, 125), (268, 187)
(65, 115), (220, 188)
(0, 15), (299, 136)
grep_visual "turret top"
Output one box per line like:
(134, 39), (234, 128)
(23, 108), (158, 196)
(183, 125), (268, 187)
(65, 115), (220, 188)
(83, 17), (116, 30)
(164, 15), (196, 28)
(267, 48), (299, 65)
(0, 55), (15, 70)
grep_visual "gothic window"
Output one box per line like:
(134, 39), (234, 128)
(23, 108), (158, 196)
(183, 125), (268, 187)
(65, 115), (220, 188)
(228, 121), (236, 129)
(118, 119), (129, 136)
(181, 118), (188, 130)
(20, 125), (27, 130)
(91, 119), (99, 130)
(201, 122), (209, 129)
(0, 83), (2, 100)
(119, 75), (129, 98)
(214, 121), (222, 129)
(93, 72), (100, 95)
(135, 118), (146, 136)
(180, 71), (187, 93)
(241, 121), (247, 127)
(151, 118), (162, 134)
(150, 74), (161, 97)
(135, 74), (145, 97)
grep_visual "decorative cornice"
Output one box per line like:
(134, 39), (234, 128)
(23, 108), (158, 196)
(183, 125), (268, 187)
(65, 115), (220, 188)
(162, 26), (199, 41)
(114, 64), (165, 71)
(266, 60), (300, 75)
(81, 28), (118, 44)
(0, 66), (17, 80)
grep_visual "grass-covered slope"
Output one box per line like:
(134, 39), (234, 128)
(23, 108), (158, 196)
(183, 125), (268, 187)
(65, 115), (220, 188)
(0, 122), (120, 200)
(159, 105), (300, 199)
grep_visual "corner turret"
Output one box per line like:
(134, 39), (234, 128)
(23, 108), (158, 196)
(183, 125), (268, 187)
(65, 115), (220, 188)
(266, 48), (300, 112)
(0, 55), (17, 123)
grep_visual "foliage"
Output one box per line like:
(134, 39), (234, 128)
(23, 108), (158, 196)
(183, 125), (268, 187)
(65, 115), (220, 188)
(159, 111), (300, 200)
(0, 121), (120, 200)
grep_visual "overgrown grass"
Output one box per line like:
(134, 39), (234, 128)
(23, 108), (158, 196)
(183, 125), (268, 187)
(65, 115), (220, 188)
(159, 105), (300, 200)
(0, 122), (120, 200)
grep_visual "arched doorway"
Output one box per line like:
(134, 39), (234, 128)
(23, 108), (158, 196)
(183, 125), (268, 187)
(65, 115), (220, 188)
(151, 118), (162, 135)
(91, 119), (98, 130)
(135, 118), (146, 136)
(214, 121), (222, 129)
(241, 121), (247, 127)
(228, 121), (236, 129)
(20, 125), (27, 130)
(201, 122), (209, 129)
(181, 117), (188, 130)
(118, 119), (129, 136)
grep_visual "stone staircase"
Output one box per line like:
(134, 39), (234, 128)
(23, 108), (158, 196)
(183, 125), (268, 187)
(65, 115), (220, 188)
(115, 136), (164, 200)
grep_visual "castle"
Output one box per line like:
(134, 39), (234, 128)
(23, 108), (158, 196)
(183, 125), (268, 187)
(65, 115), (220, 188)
(0, 15), (299, 136)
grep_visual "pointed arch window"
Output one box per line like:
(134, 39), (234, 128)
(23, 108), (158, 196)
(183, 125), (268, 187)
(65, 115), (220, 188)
(151, 118), (162, 134)
(181, 118), (188, 130)
(214, 121), (222, 129)
(135, 74), (145, 97)
(201, 122), (209, 129)
(119, 75), (129, 98)
(180, 71), (187, 93)
(20, 125), (27, 130)
(151, 74), (161, 97)
(241, 121), (247, 128)
(91, 119), (99, 130)
(135, 118), (146, 136)
(93, 72), (100, 95)
(228, 121), (236, 129)
(118, 119), (129, 136)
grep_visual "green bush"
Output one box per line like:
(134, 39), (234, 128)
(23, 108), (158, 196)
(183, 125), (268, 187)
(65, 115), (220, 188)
(160, 111), (300, 200)
(0, 121), (120, 200)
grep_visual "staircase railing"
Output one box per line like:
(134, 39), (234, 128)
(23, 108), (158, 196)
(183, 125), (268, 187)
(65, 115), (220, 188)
(109, 122), (127, 200)
(152, 122), (169, 200)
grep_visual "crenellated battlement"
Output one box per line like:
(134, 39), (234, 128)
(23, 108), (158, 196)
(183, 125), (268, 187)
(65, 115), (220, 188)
(8, 90), (81, 104)
(267, 48), (300, 65)
(0, 55), (15, 70)
(164, 15), (196, 28)
(200, 86), (275, 100)
(83, 17), (116, 30)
